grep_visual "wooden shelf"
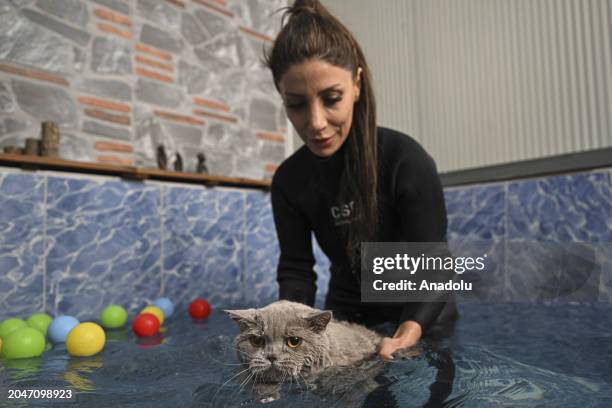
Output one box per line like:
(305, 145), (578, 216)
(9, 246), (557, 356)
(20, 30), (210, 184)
(0, 153), (271, 191)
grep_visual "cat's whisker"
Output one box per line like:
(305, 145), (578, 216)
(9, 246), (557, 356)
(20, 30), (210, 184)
(230, 346), (253, 358)
(238, 371), (256, 392)
(209, 354), (245, 367)
(249, 372), (260, 394)
(295, 372), (309, 393)
(211, 366), (251, 404)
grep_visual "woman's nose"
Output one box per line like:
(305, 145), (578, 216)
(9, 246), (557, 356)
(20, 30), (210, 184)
(308, 103), (327, 132)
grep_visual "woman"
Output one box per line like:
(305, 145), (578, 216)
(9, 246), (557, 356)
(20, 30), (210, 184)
(267, 0), (457, 360)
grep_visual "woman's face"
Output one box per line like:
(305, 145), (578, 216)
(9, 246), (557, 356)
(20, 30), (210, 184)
(278, 59), (361, 158)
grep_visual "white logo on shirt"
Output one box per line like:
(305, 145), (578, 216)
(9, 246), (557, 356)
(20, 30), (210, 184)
(331, 201), (355, 226)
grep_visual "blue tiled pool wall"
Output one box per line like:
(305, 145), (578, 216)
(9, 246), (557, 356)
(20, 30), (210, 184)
(0, 167), (611, 320)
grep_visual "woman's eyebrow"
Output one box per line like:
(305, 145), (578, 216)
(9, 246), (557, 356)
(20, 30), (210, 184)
(284, 84), (344, 98)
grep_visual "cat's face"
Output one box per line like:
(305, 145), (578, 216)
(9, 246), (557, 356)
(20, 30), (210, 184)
(226, 301), (331, 383)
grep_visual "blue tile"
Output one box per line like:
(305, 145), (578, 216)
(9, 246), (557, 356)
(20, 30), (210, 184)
(0, 172), (45, 320)
(162, 186), (245, 310)
(508, 171), (611, 243)
(598, 245), (612, 303)
(445, 184), (506, 242)
(244, 191), (278, 306)
(448, 239), (505, 304)
(45, 176), (162, 319)
(504, 241), (564, 303)
(503, 240), (603, 305)
(599, 169), (612, 302)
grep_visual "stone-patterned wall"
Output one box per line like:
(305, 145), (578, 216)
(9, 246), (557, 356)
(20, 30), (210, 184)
(0, 0), (288, 180)
(1, 166), (610, 321)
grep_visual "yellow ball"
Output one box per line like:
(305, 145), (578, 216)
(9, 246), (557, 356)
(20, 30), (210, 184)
(140, 306), (164, 325)
(66, 323), (106, 357)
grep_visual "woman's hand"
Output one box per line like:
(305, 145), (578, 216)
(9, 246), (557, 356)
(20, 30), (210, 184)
(378, 320), (422, 361)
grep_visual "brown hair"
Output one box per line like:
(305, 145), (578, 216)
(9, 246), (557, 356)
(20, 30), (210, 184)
(265, 0), (378, 265)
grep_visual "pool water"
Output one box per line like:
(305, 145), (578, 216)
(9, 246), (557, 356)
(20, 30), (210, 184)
(0, 303), (611, 407)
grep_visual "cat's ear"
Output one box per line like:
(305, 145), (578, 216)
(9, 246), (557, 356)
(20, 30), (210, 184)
(225, 309), (259, 331)
(305, 311), (332, 333)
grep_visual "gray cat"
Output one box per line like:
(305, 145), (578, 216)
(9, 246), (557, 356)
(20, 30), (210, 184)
(225, 300), (384, 402)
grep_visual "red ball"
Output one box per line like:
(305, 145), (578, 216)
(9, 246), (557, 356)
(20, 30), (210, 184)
(189, 298), (211, 319)
(132, 313), (160, 337)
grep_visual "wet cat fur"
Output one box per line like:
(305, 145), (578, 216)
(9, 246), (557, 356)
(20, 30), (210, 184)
(226, 300), (382, 387)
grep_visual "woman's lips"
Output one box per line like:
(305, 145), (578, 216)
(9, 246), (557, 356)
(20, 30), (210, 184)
(311, 137), (333, 148)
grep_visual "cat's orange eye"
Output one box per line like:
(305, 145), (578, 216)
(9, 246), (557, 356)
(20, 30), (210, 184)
(250, 336), (265, 347)
(286, 336), (302, 348)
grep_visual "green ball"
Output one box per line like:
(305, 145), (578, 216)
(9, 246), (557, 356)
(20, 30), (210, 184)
(2, 327), (45, 359)
(26, 313), (53, 336)
(0, 318), (27, 340)
(99, 305), (128, 329)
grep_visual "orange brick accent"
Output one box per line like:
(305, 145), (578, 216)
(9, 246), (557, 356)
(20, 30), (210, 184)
(94, 141), (134, 153)
(97, 156), (134, 166)
(193, 109), (238, 124)
(135, 56), (174, 72)
(239, 26), (274, 43)
(279, 127), (288, 133)
(135, 67), (173, 83)
(192, 0), (234, 17)
(97, 22), (133, 39)
(192, 97), (230, 112)
(264, 164), (279, 173)
(154, 110), (205, 126)
(78, 96), (131, 113)
(256, 132), (285, 143)
(164, 0), (186, 7)
(94, 8), (133, 26)
(0, 62), (69, 86)
(84, 109), (131, 126)
(136, 44), (172, 61)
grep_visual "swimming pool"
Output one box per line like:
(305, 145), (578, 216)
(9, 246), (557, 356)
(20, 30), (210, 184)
(1, 303), (610, 407)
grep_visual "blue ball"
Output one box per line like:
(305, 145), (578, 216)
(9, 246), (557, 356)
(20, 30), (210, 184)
(153, 298), (174, 318)
(47, 316), (80, 343)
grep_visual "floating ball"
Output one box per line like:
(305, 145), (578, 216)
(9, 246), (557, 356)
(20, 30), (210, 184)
(26, 313), (53, 336)
(132, 313), (160, 337)
(0, 318), (27, 340)
(66, 323), (106, 357)
(189, 299), (211, 319)
(153, 298), (174, 318)
(99, 305), (128, 329)
(47, 316), (80, 343)
(141, 306), (164, 325)
(2, 327), (45, 359)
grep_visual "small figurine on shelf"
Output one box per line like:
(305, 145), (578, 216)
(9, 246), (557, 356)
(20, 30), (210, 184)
(196, 153), (208, 174)
(156, 145), (167, 170)
(25, 138), (41, 156)
(3, 146), (22, 154)
(173, 152), (183, 172)
(41, 121), (59, 158)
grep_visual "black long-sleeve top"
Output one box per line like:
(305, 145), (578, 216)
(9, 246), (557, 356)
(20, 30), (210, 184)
(271, 126), (456, 330)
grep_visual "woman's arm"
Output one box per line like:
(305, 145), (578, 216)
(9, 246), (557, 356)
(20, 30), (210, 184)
(271, 176), (317, 306)
(378, 133), (452, 359)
